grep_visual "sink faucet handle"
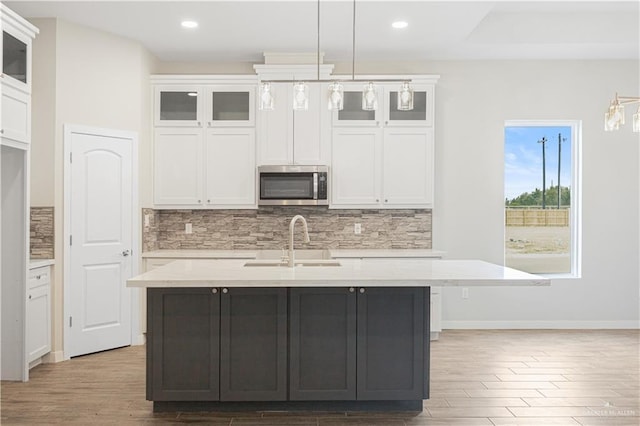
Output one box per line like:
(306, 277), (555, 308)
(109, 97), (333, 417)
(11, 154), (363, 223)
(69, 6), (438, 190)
(280, 247), (289, 263)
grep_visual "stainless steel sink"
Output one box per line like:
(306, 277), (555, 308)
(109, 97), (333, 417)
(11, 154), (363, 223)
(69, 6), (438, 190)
(244, 259), (341, 267)
(254, 249), (332, 260)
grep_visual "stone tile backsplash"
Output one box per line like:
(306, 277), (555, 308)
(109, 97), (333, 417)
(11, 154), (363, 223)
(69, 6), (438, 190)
(142, 207), (432, 251)
(30, 207), (54, 259)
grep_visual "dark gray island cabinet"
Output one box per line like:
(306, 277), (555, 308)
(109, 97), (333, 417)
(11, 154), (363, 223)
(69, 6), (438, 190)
(146, 286), (430, 412)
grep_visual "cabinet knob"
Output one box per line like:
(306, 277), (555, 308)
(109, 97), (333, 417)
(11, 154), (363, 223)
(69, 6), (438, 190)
(197, 199), (201, 203)
(349, 287), (355, 293)
(211, 288), (218, 294)
(0, 129), (4, 134)
(385, 199), (388, 203)
(122, 250), (130, 257)
(385, 121), (389, 125)
(376, 199), (379, 203)
(36, 275), (42, 280)
(222, 288), (228, 294)
(197, 121), (201, 126)
(359, 288), (366, 294)
(29, 294), (32, 299)
(207, 199), (211, 203)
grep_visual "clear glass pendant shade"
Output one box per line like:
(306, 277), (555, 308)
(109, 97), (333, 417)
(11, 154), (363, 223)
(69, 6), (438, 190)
(328, 82), (344, 110)
(604, 101), (624, 131)
(259, 82), (274, 111)
(362, 82), (378, 111)
(293, 82), (309, 111)
(397, 81), (414, 111)
(633, 108), (640, 132)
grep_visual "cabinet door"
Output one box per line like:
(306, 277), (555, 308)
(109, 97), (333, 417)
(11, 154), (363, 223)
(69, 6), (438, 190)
(147, 288), (220, 401)
(292, 83), (328, 165)
(220, 288), (287, 401)
(331, 127), (382, 207)
(289, 288), (357, 400)
(257, 82), (293, 165)
(205, 128), (256, 207)
(2, 25), (32, 90)
(383, 84), (434, 127)
(153, 128), (204, 206)
(26, 284), (51, 363)
(154, 86), (202, 127)
(382, 127), (434, 207)
(205, 85), (255, 127)
(332, 84), (382, 127)
(1, 83), (29, 144)
(357, 287), (424, 400)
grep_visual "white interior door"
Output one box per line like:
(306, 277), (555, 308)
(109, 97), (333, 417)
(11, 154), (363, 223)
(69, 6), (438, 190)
(66, 127), (136, 358)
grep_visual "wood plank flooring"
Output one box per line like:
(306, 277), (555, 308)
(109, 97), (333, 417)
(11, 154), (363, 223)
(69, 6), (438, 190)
(2, 330), (638, 425)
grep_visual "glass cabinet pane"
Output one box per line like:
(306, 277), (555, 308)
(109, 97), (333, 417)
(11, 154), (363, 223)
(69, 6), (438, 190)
(211, 92), (250, 121)
(3, 31), (27, 84)
(159, 91), (198, 121)
(338, 92), (376, 121)
(389, 91), (427, 121)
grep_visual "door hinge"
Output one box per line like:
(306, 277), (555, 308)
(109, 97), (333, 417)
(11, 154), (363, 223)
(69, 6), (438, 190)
(70, 152), (73, 163)
(70, 235), (73, 246)
(69, 316), (73, 327)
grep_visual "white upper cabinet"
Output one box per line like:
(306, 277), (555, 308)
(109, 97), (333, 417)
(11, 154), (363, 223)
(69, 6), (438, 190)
(332, 82), (434, 128)
(205, 128), (256, 207)
(154, 86), (203, 127)
(1, 5), (38, 149)
(205, 85), (255, 127)
(151, 76), (258, 209)
(254, 64), (333, 166)
(153, 127), (204, 205)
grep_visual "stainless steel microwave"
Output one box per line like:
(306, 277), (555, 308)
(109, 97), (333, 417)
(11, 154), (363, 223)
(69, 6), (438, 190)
(258, 165), (329, 206)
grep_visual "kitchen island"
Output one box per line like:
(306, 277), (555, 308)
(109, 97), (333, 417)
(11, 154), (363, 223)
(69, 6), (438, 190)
(127, 258), (548, 412)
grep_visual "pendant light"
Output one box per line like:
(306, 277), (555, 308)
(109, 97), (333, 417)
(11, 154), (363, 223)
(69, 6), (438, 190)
(604, 93), (640, 132)
(397, 81), (414, 111)
(362, 82), (378, 110)
(259, 82), (274, 111)
(293, 82), (310, 111)
(328, 82), (344, 110)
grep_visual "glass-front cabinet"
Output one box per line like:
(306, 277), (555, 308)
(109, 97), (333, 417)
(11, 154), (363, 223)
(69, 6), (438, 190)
(332, 83), (433, 128)
(3, 30), (27, 84)
(154, 86), (203, 127)
(205, 85), (255, 127)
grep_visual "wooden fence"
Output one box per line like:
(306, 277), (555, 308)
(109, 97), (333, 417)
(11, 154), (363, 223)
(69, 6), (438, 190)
(505, 208), (570, 226)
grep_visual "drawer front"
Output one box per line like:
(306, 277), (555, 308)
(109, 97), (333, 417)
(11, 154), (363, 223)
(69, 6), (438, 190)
(28, 266), (51, 289)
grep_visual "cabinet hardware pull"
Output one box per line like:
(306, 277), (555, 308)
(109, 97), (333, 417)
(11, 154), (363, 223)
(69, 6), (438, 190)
(207, 199), (211, 203)
(122, 250), (130, 257)
(197, 199), (201, 203)
(359, 288), (366, 294)
(211, 288), (218, 294)
(29, 295), (32, 299)
(36, 275), (42, 279)
(376, 199), (379, 202)
(349, 287), (355, 293)
(222, 288), (228, 294)
(385, 199), (388, 203)
(0, 129), (4, 134)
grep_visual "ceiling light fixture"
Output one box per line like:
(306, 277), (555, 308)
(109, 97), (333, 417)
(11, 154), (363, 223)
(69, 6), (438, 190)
(604, 93), (640, 132)
(259, 0), (413, 112)
(392, 21), (408, 29)
(181, 20), (198, 29)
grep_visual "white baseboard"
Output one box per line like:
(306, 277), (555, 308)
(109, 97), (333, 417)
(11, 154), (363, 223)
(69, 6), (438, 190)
(132, 333), (146, 346)
(442, 320), (640, 329)
(43, 350), (65, 363)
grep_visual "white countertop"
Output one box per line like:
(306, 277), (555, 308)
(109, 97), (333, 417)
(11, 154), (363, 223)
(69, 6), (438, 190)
(127, 258), (549, 288)
(29, 259), (54, 269)
(142, 249), (445, 259)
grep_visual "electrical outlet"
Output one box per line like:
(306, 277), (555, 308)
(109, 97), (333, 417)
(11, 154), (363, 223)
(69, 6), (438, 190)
(462, 287), (469, 299)
(185, 223), (192, 234)
(354, 223), (362, 234)
(144, 214), (150, 227)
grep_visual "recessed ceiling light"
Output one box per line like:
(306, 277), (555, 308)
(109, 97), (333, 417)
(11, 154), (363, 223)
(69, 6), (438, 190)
(181, 20), (198, 29)
(392, 21), (408, 29)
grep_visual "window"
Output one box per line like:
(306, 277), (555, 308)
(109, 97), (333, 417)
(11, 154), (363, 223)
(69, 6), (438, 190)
(504, 121), (581, 277)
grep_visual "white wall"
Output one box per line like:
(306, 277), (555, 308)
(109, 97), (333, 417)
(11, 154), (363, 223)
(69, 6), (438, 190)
(29, 18), (157, 358)
(429, 60), (639, 328)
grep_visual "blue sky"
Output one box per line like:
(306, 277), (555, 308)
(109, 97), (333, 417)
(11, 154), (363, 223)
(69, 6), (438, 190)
(504, 126), (572, 200)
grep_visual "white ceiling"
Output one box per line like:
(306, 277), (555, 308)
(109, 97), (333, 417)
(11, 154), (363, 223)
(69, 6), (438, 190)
(6, 1), (640, 63)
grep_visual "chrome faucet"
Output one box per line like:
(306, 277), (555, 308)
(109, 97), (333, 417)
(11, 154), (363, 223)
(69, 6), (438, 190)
(288, 215), (310, 267)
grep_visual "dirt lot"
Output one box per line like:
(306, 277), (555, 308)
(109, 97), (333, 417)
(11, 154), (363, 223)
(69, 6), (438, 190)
(505, 226), (570, 255)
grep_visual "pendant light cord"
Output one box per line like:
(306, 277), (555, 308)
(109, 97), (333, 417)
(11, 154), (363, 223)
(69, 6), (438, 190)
(317, 0), (320, 81)
(352, 0), (356, 81)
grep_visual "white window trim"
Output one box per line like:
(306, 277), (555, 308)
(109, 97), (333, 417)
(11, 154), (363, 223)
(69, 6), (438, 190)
(504, 120), (582, 279)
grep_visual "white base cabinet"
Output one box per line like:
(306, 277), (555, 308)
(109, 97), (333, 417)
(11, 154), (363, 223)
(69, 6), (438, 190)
(26, 264), (52, 365)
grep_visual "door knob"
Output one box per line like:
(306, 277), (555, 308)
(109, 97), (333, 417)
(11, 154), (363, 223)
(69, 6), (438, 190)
(122, 250), (130, 257)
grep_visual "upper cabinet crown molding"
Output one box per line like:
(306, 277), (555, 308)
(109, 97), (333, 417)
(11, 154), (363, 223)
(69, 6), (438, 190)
(253, 64), (334, 80)
(150, 75), (258, 85)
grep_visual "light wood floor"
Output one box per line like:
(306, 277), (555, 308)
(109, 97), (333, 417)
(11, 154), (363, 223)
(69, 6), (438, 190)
(2, 330), (638, 425)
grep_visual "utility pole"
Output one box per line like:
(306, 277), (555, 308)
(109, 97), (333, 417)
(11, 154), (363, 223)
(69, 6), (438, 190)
(538, 136), (547, 209)
(557, 133), (565, 209)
